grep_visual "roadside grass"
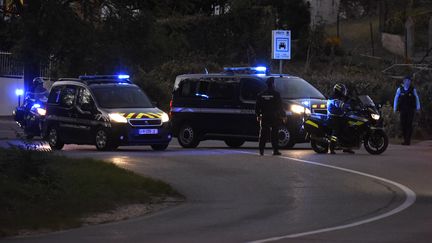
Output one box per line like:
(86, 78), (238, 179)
(0, 148), (182, 237)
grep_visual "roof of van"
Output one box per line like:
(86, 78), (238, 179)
(173, 73), (301, 88)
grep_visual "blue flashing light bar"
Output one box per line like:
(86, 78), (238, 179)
(223, 66), (268, 75)
(15, 89), (24, 96)
(118, 74), (130, 79)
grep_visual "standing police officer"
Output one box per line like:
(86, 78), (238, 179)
(255, 77), (286, 156)
(393, 75), (421, 145)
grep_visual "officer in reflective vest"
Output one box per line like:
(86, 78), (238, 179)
(255, 77), (286, 156)
(393, 75), (421, 145)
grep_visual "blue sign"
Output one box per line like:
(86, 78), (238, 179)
(272, 30), (291, 60)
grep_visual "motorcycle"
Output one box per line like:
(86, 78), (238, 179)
(304, 95), (388, 155)
(13, 94), (47, 139)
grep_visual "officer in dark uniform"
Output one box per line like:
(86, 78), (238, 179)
(255, 77), (286, 156)
(327, 83), (353, 154)
(393, 75), (421, 145)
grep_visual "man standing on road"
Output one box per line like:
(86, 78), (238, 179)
(393, 75), (421, 145)
(255, 77), (286, 156)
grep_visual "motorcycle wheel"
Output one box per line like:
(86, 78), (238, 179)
(364, 130), (388, 155)
(311, 140), (328, 154)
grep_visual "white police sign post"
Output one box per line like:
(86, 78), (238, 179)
(272, 30), (291, 75)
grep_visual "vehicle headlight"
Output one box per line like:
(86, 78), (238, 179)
(109, 113), (128, 123)
(36, 108), (46, 116)
(291, 104), (311, 115)
(371, 113), (380, 120)
(161, 112), (170, 123)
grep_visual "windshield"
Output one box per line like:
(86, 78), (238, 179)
(91, 85), (153, 108)
(358, 95), (375, 107)
(274, 77), (325, 99)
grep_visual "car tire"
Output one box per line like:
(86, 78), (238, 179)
(47, 127), (64, 150)
(178, 123), (200, 148)
(151, 144), (169, 151)
(224, 139), (245, 148)
(277, 126), (295, 149)
(311, 140), (328, 154)
(95, 128), (115, 151)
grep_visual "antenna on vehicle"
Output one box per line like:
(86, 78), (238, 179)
(204, 68), (209, 74)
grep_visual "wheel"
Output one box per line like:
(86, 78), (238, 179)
(151, 144), (169, 151)
(47, 127), (64, 150)
(311, 139), (328, 154)
(177, 124), (200, 148)
(277, 126), (295, 149)
(95, 128), (116, 151)
(364, 130), (388, 155)
(224, 139), (245, 148)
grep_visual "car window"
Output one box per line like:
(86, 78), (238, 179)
(208, 78), (238, 100)
(240, 78), (266, 101)
(274, 77), (325, 99)
(91, 85), (153, 108)
(179, 79), (198, 97)
(48, 86), (62, 104)
(77, 88), (94, 110)
(60, 86), (77, 108)
(196, 80), (210, 98)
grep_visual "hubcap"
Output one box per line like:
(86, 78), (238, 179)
(96, 130), (107, 148)
(180, 127), (194, 145)
(368, 134), (384, 150)
(49, 128), (57, 145)
(278, 128), (290, 147)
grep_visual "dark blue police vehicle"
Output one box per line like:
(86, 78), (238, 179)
(44, 75), (171, 151)
(170, 67), (327, 148)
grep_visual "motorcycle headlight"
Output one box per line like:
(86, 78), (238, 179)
(291, 104), (311, 115)
(161, 112), (170, 123)
(36, 108), (46, 116)
(371, 113), (380, 120)
(109, 113), (128, 123)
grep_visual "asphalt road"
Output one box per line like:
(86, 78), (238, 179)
(1, 119), (432, 243)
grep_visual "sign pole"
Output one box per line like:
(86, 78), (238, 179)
(272, 30), (291, 76)
(279, 60), (283, 76)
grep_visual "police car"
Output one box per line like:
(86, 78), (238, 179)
(43, 75), (171, 151)
(170, 67), (327, 148)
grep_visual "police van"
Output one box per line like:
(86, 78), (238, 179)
(170, 67), (327, 148)
(44, 75), (172, 151)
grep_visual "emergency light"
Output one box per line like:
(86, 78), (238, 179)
(118, 74), (130, 79)
(15, 89), (24, 96)
(223, 66), (268, 75)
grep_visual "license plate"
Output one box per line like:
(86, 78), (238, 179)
(138, 129), (158, 135)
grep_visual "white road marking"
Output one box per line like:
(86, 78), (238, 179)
(234, 151), (417, 243)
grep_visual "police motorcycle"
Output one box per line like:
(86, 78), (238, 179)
(13, 78), (48, 139)
(304, 95), (388, 155)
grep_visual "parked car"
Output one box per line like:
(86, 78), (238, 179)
(44, 75), (172, 151)
(170, 67), (327, 148)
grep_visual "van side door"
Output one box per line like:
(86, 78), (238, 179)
(74, 87), (97, 143)
(204, 77), (240, 135)
(239, 78), (267, 136)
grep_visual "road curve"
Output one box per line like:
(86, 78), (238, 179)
(1, 140), (419, 243)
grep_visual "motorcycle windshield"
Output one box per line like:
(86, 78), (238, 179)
(358, 95), (375, 107)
